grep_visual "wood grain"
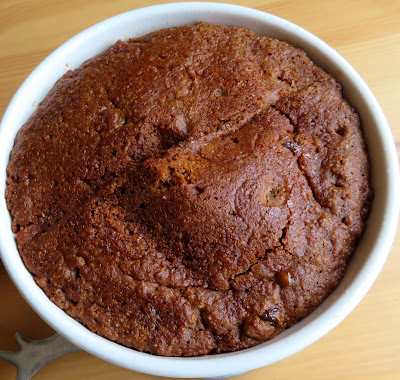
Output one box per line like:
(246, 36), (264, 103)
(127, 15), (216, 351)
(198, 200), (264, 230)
(1, 0), (399, 379)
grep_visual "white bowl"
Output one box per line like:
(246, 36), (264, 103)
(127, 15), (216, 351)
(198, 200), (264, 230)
(0, 3), (399, 378)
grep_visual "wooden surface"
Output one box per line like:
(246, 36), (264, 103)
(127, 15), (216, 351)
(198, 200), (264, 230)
(1, 0), (399, 379)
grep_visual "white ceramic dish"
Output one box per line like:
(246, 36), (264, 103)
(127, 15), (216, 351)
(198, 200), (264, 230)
(0, 3), (399, 378)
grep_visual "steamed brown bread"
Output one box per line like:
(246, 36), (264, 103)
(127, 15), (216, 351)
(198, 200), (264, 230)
(6, 23), (372, 356)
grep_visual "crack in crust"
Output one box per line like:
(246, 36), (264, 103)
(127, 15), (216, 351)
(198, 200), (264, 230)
(6, 22), (372, 356)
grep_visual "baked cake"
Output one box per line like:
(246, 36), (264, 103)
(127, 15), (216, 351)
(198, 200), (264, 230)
(6, 22), (372, 356)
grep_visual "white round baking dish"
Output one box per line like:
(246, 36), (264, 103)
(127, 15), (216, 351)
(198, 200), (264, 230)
(0, 3), (399, 378)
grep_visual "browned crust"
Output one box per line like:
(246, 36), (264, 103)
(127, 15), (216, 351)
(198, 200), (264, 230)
(6, 22), (372, 356)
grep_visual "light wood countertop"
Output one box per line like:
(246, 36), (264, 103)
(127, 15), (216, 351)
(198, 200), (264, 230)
(1, 1), (399, 379)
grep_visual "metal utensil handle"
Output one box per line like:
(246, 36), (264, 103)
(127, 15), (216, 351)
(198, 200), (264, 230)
(0, 332), (80, 380)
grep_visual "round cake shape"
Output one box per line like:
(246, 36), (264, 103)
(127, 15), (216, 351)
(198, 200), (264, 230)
(6, 22), (372, 356)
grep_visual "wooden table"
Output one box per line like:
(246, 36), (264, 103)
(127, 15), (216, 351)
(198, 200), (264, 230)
(1, 0), (399, 379)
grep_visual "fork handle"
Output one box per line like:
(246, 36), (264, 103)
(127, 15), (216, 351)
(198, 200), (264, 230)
(0, 333), (80, 380)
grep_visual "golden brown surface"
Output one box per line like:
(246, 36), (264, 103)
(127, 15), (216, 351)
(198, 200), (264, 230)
(0, 0), (399, 378)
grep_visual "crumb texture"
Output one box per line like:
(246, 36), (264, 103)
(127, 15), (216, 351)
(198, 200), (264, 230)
(6, 22), (372, 356)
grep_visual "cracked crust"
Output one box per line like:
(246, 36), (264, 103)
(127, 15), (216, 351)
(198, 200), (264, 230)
(6, 22), (372, 356)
